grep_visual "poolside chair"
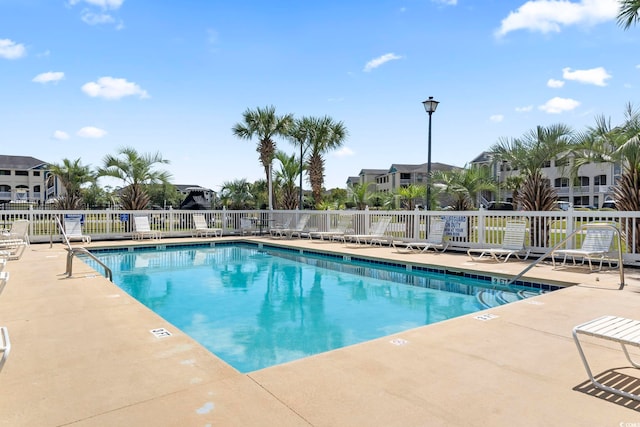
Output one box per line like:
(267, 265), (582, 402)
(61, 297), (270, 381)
(63, 215), (91, 244)
(0, 326), (10, 372)
(133, 216), (161, 240)
(0, 220), (29, 260)
(344, 217), (392, 246)
(272, 214), (310, 239)
(193, 213), (223, 238)
(0, 271), (8, 296)
(269, 216), (293, 238)
(308, 215), (354, 242)
(467, 220), (529, 262)
(240, 218), (258, 236)
(551, 225), (615, 271)
(0, 257), (6, 273)
(391, 218), (448, 254)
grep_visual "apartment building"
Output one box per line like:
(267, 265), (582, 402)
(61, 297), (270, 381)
(353, 163), (458, 193)
(0, 155), (59, 206)
(470, 151), (618, 208)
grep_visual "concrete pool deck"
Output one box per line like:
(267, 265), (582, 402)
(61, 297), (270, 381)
(1, 237), (639, 426)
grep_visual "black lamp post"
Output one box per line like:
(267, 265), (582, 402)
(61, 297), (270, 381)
(299, 141), (304, 210)
(422, 96), (439, 210)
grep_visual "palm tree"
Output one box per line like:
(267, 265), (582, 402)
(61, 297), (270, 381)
(305, 116), (348, 208)
(574, 104), (640, 251)
(618, 0), (640, 29)
(287, 116), (314, 209)
(273, 150), (301, 210)
(219, 179), (253, 209)
(232, 106), (293, 208)
(431, 166), (497, 211)
(490, 124), (574, 245)
(348, 182), (374, 210)
(395, 184), (427, 210)
(98, 147), (172, 210)
(47, 158), (95, 209)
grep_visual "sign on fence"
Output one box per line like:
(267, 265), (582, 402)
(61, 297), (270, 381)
(444, 216), (468, 237)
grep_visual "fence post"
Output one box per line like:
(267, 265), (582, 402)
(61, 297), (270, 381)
(565, 206), (575, 249)
(477, 207), (486, 245)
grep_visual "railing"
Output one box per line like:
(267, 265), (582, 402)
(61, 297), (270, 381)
(4, 207), (640, 265)
(65, 247), (113, 282)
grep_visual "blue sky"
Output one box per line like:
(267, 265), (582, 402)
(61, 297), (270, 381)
(0, 0), (637, 191)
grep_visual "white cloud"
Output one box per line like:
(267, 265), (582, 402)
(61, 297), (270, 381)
(515, 105), (534, 112)
(538, 97), (580, 113)
(489, 114), (504, 123)
(52, 130), (70, 140)
(0, 39), (26, 59)
(81, 11), (115, 25)
(547, 78), (565, 88)
(333, 147), (355, 157)
(68, 0), (124, 9)
(77, 126), (107, 138)
(81, 76), (149, 100)
(432, 0), (457, 5)
(363, 53), (403, 72)
(33, 71), (65, 84)
(495, 0), (618, 37)
(562, 66), (611, 86)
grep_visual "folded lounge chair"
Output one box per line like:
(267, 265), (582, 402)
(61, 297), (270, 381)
(308, 215), (353, 242)
(392, 218), (448, 254)
(133, 216), (161, 240)
(63, 215), (91, 244)
(551, 225), (615, 271)
(193, 213), (222, 238)
(344, 217), (392, 246)
(467, 220), (529, 262)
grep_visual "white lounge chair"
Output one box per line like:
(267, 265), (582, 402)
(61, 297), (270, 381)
(269, 216), (293, 238)
(573, 315), (640, 401)
(0, 326), (10, 372)
(467, 220), (529, 262)
(0, 220), (29, 260)
(240, 218), (258, 236)
(193, 213), (222, 237)
(308, 215), (353, 242)
(344, 217), (392, 246)
(392, 218), (448, 254)
(551, 225), (615, 271)
(0, 271), (8, 295)
(272, 214), (310, 239)
(133, 216), (161, 240)
(63, 215), (91, 244)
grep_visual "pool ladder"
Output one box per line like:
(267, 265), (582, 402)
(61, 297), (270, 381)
(508, 223), (624, 289)
(65, 247), (113, 282)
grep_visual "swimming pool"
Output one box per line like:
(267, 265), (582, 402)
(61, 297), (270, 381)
(86, 243), (554, 373)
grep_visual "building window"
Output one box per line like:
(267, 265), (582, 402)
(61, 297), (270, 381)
(0, 185), (10, 192)
(554, 177), (569, 187)
(0, 170), (9, 176)
(33, 171), (40, 176)
(542, 160), (551, 168)
(594, 175), (607, 186)
(33, 185), (41, 193)
(15, 170), (28, 176)
(575, 176), (589, 187)
(400, 173), (411, 180)
(555, 157), (569, 167)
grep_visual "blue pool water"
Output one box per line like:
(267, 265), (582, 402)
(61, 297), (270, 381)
(86, 243), (550, 373)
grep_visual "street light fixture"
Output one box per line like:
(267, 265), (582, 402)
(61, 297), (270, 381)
(422, 96), (439, 210)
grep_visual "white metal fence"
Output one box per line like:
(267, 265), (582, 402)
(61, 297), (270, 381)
(3, 208), (640, 266)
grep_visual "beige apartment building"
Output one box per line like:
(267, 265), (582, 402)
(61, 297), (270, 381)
(470, 151), (618, 208)
(0, 155), (59, 207)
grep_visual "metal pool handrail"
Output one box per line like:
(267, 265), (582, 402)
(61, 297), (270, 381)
(0, 326), (11, 372)
(507, 223), (624, 289)
(65, 247), (113, 282)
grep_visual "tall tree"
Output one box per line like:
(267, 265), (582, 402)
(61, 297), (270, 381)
(47, 158), (95, 209)
(395, 184), (427, 210)
(98, 147), (172, 210)
(618, 0), (640, 29)
(232, 105), (293, 208)
(287, 116), (314, 209)
(305, 116), (348, 208)
(348, 182), (374, 210)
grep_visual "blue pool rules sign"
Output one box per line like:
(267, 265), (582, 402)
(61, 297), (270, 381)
(444, 216), (467, 237)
